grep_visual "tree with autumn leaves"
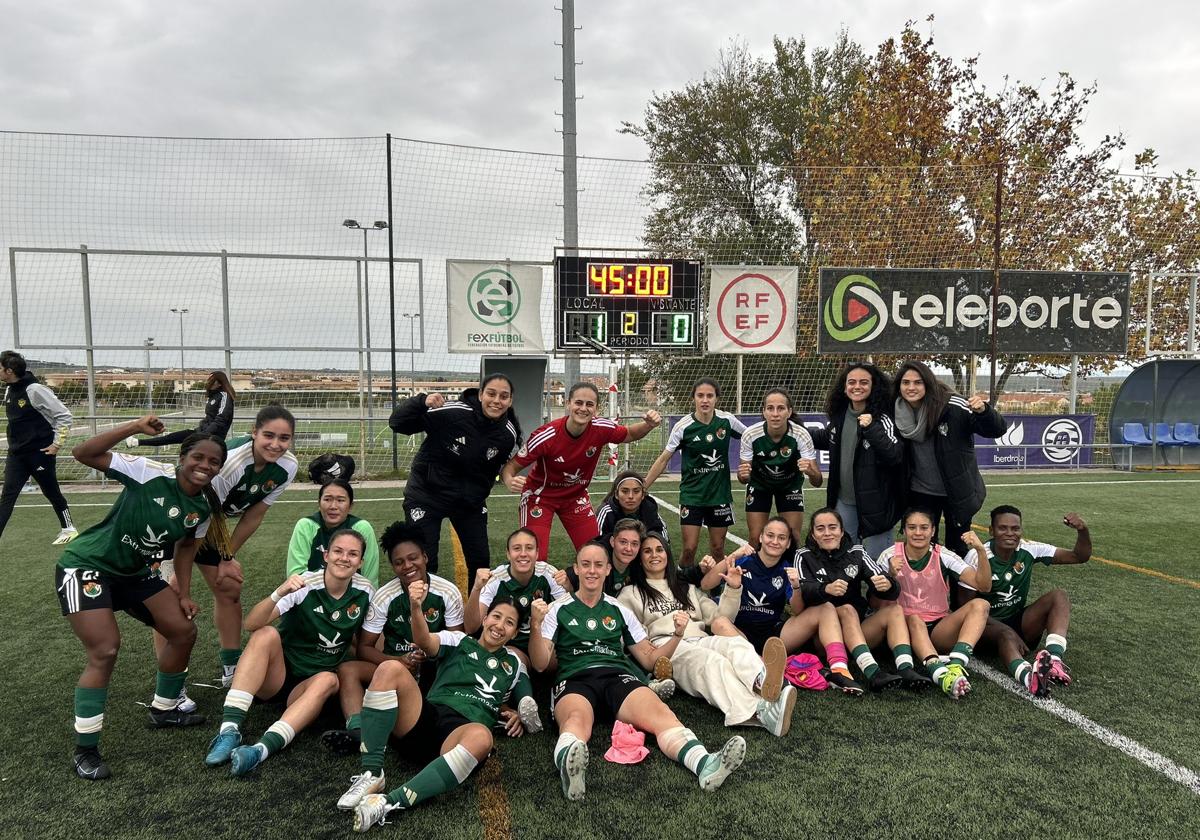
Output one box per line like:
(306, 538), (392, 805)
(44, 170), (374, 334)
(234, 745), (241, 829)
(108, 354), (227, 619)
(623, 18), (1200, 406)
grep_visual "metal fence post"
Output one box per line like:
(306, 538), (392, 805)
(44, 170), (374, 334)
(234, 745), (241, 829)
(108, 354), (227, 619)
(79, 245), (97, 438)
(221, 250), (233, 378)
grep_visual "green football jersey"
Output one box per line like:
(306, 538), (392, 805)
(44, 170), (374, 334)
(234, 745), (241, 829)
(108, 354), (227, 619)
(479, 562), (567, 649)
(965, 539), (1056, 620)
(363, 573), (465, 656)
(739, 420), (817, 491)
(59, 454), (210, 578)
(426, 631), (525, 726)
(665, 411), (746, 506)
(275, 569), (374, 678)
(540, 594), (647, 680)
(196, 436), (298, 537)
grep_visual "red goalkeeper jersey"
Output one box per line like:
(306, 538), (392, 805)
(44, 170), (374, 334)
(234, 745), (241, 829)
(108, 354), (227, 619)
(514, 416), (628, 501)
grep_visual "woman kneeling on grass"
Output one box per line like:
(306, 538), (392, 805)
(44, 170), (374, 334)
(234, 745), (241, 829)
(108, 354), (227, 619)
(203, 529), (374, 775)
(875, 508), (992, 700)
(56, 416), (230, 780)
(618, 533), (798, 737)
(341, 588), (534, 832)
(531, 542), (747, 802)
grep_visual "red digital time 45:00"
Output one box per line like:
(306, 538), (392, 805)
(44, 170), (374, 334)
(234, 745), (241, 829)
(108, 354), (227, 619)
(586, 262), (672, 297)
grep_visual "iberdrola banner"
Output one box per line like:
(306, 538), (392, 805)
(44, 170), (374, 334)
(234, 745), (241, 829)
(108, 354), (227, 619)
(446, 260), (545, 354)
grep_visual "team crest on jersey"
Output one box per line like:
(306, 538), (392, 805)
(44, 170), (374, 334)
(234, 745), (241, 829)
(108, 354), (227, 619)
(586, 618), (597, 630)
(772, 576), (784, 590)
(845, 565), (859, 578)
(166, 505), (180, 519)
(331, 610), (341, 621)
(264, 480), (276, 491)
(602, 615), (617, 631)
(183, 512), (200, 528)
(250, 484), (260, 494)
(1013, 561), (1025, 574)
(82, 581), (102, 598)
(780, 446), (792, 458)
(425, 607), (440, 622)
(533, 589), (543, 600)
(716, 427), (726, 439)
(680, 506), (689, 518)
(705, 433), (713, 442)
(938, 423), (949, 436)
(518, 445), (528, 458)
(518, 595), (530, 608)
(347, 603), (361, 619)
(586, 446), (597, 458)
(501, 660), (513, 676)
(769, 450), (778, 458)
(409, 507), (426, 522)
(487, 657), (499, 670)
(530, 507), (543, 518)
(487, 447), (499, 460)
(1004, 572), (1013, 582)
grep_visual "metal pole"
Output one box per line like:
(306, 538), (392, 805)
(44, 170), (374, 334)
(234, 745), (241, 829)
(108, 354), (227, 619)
(410, 316), (417, 393)
(144, 339), (153, 411)
(221, 250), (233, 378)
(989, 160), (1003, 403)
(362, 231), (374, 444)
(8, 247), (19, 348)
(355, 260), (367, 478)
(736, 355), (744, 414)
(387, 134), (399, 472)
(967, 354), (977, 395)
(79, 246), (97, 438)
(1189, 275), (1197, 353)
(177, 312), (187, 408)
(561, 0), (581, 390)
(609, 356), (618, 481)
(1068, 354), (1079, 413)
(1145, 273), (1154, 357)
(1151, 357), (1159, 471)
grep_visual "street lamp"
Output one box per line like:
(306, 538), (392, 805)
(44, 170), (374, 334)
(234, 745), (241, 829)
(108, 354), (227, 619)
(170, 307), (189, 408)
(143, 338), (156, 411)
(343, 220), (388, 441)
(401, 313), (421, 395)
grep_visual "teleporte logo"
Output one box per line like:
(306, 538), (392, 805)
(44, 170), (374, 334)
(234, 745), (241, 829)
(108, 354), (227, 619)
(823, 274), (1125, 344)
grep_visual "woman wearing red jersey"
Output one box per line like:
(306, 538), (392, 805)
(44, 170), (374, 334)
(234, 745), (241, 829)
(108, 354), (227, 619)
(501, 383), (661, 561)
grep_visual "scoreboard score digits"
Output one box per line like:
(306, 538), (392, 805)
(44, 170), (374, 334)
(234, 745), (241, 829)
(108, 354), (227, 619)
(555, 256), (701, 351)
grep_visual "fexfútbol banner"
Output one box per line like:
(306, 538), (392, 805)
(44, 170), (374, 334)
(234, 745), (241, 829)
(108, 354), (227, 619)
(446, 260), (545, 354)
(817, 268), (1130, 354)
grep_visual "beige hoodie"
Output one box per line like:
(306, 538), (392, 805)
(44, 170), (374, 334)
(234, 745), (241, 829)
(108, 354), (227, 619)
(618, 577), (741, 643)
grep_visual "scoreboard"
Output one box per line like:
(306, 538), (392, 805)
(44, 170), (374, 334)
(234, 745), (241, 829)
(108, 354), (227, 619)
(554, 256), (702, 352)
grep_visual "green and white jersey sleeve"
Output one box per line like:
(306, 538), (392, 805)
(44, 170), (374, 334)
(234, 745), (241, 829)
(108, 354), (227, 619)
(275, 570), (373, 677)
(666, 410), (746, 506)
(962, 539), (1056, 620)
(59, 454), (210, 577)
(540, 593), (647, 680)
(426, 632), (526, 726)
(363, 572), (464, 656)
(195, 436), (298, 537)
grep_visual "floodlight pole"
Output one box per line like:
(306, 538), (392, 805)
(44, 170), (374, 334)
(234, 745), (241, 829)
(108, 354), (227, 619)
(560, 0), (581, 393)
(989, 161), (1003, 402)
(171, 307), (188, 408)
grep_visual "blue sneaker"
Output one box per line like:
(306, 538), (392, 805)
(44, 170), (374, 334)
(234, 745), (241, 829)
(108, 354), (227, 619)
(229, 744), (264, 777)
(205, 728), (242, 766)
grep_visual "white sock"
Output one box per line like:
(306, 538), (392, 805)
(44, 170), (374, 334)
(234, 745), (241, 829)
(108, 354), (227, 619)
(444, 744), (479, 783)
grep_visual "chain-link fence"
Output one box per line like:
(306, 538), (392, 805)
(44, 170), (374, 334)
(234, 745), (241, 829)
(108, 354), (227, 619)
(2, 131), (1197, 479)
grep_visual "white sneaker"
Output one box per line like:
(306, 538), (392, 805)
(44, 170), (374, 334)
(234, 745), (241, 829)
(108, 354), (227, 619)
(124, 436), (139, 448)
(21, 481), (36, 494)
(338, 771), (387, 811)
(697, 735), (746, 792)
(755, 685), (797, 737)
(353, 793), (398, 833)
(517, 695), (543, 734)
(175, 687), (198, 714)
(648, 678), (675, 701)
(52, 527), (79, 546)
(219, 664), (237, 688)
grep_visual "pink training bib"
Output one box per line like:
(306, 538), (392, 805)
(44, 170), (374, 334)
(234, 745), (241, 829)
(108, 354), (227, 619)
(893, 542), (949, 623)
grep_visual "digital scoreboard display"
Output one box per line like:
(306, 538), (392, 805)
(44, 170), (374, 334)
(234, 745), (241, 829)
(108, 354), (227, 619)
(555, 256), (702, 351)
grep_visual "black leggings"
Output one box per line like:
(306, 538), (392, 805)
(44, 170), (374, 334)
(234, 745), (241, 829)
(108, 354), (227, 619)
(906, 491), (974, 558)
(0, 449), (72, 538)
(137, 428), (199, 447)
(402, 498), (491, 579)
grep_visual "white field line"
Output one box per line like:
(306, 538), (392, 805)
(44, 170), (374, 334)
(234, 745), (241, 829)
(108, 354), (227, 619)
(653, 493), (1200, 798)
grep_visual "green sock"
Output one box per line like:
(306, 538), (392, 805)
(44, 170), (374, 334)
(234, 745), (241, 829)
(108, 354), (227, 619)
(893, 644), (914, 670)
(677, 739), (708, 776)
(1046, 634), (1067, 658)
(510, 671), (534, 705)
(74, 686), (108, 748)
(950, 642), (974, 667)
(360, 691), (398, 774)
(1010, 658), (1032, 687)
(924, 656), (947, 681)
(850, 644), (879, 678)
(219, 648), (242, 668)
(151, 670), (187, 710)
(385, 745), (477, 808)
(258, 720), (294, 758)
(346, 712), (361, 732)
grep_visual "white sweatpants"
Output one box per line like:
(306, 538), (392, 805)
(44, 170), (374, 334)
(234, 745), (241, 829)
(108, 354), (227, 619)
(669, 635), (763, 727)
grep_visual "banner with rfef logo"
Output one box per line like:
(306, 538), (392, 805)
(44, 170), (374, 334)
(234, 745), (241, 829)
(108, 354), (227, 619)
(446, 260), (545, 354)
(707, 266), (797, 354)
(817, 268), (1130, 354)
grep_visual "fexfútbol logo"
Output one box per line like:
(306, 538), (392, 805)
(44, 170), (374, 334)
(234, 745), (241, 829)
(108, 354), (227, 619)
(468, 268), (521, 326)
(823, 274), (887, 343)
(1042, 418), (1083, 463)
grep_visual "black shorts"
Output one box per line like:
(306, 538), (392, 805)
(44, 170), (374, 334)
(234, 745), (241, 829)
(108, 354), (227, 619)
(55, 565), (168, 628)
(737, 621), (786, 654)
(194, 543), (224, 567)
(394, 700), (477, 766)
(551, 667), (646, 724)
(924, 616), (944, 634)
(994, 610), (1027, 636)
(745, 483), (805, 514)
(679, 503), (735, 528)
(260, 662), (315, 706)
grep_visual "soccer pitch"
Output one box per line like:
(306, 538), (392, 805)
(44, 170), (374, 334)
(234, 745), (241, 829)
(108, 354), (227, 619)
(2, 473), (1198, 839)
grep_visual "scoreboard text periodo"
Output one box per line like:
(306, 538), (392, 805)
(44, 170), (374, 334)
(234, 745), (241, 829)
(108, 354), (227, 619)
(554, 256), (702, 351)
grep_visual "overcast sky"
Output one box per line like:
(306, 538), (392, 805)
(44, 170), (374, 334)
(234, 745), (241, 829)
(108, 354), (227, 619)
(1, 0), (1197, 173)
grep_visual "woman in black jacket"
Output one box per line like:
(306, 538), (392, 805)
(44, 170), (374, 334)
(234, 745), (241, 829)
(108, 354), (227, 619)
(810, 363), (904, 561)
(129, 371), (236, 447)
(389, 373), (522, 578)
(595, 470), (668, 543)
(892, 361), (1007, 556)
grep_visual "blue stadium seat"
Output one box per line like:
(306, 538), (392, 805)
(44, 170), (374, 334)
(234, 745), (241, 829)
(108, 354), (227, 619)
(1121, 423), (1152, 446)
(1153, 422), (1181, 445)
(1174, 422), (1200, 446)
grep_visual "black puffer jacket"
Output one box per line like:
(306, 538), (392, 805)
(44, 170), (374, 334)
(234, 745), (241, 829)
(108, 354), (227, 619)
(793, 542), (898, 618)
(810, 410), (905, 536)
(595, 496), (668, 543)
(902, 396), (1007, 524)
(390, 388), (521, 509)
(197, 389), (235, 438)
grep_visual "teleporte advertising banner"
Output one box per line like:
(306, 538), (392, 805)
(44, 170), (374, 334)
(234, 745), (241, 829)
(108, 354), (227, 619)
(818, 268), (1130, 354)
(446, 260), (545, 354)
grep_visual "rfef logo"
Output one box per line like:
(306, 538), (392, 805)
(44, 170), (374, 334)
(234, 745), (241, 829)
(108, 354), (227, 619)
(822, 274), (886, 343)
